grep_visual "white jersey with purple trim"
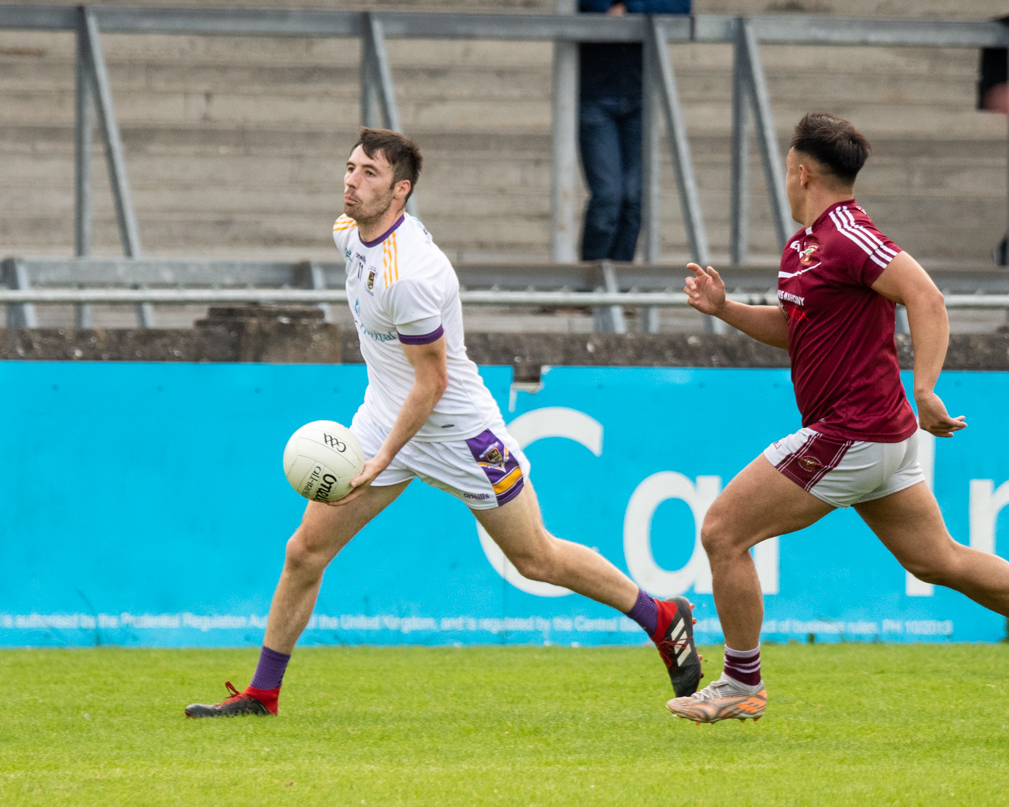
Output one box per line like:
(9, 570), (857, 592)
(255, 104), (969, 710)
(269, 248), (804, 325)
(332, 212), (501, 442)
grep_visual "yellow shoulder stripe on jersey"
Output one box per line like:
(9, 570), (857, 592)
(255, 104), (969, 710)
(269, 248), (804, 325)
(380, 233), (400, 289)
(391, 232), (399, 282)
(332, 215), (357, 232)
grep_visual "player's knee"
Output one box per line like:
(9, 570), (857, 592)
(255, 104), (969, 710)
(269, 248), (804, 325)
(901, 559), (948, 586)
(898, 539), (962, 586)
(508, 550), (553, 583)
(283, 530), (330, 579)
(901, 554), (956, 586)
(506, 534), (561, 584)
(699, 508), (732, 558)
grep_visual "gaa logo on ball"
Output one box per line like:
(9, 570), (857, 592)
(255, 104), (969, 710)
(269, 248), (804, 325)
(283, 420), (365, 503)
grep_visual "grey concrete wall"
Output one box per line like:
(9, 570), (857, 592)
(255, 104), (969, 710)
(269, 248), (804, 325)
(2, 304), (1008, 373)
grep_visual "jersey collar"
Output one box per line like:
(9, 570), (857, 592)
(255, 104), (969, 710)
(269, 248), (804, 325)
(359, 213), (406, 248)
(807, 198), (856, 234)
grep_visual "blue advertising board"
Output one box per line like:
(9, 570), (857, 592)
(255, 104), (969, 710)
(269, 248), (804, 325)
(1, 362), (1007, 647)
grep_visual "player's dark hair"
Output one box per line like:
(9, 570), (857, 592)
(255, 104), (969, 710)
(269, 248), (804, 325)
(352, 128), (423, 201)
(790, 113), (871, 185)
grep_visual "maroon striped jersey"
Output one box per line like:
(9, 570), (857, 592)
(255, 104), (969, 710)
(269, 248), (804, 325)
(777, 200), (918, 443)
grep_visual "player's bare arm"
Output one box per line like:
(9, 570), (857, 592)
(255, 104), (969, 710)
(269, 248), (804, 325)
(870, 251), (966, 438)
(685, 262), (789, 349)
(329, 336), (449, 506)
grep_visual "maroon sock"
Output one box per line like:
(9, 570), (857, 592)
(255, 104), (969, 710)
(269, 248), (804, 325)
(624, 588), (659, 636)
(722, 644), (761, 686)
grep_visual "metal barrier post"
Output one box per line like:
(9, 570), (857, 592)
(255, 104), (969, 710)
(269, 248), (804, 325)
(361, 13), (415, 217)
(641, 18), (662, 333)
(647, 17), (719, 333)
(592, 260), (627, 333)
(641, 22), (662, 266)
(2, 258), (37, 328)
(895, 305), (909, 334)
(297, 260), (333, 323)
(647, 18), (708, 268)
(360, 18), (379, 128)
(74, 7), (94, 327)
(551, 0), (579, 264)
(83, 9), (140, 260)
(83, 8), (153, 327)
(729, 18), (750, 265)
(740, 17), (791, 249)
(365, 14), (401, 134)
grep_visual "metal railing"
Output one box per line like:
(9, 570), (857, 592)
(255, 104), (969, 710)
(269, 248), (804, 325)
(1, 6), (1008, 331)
(5, 257), (1009, 333)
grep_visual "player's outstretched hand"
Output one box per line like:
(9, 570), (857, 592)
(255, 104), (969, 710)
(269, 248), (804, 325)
(684, 263), (726, 317)
(326, 457), (385, 506)
(915, 391), (966, 438)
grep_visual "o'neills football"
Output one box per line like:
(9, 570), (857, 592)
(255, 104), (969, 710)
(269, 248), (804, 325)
(282, 420), (365, 503)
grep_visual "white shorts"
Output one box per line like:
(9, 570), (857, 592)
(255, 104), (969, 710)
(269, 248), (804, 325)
(351, 406), (531, 511)
(763, 427), (925, 509)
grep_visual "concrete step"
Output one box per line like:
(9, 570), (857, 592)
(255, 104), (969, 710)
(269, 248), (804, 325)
(0, 30), (550, 72)
(1, 38), (981, 90)
(3, 118), (1002, 162)
(0, 30), (988, 109)
(5, 154), (1003, 216)
(0, 55), (555, 101)
(705, 0), (999, 20)
(2, 88), (997, 139)
(3, 182), (1001, 251)
(3, 0), (558, 14)
(13, 0), (1000, 19)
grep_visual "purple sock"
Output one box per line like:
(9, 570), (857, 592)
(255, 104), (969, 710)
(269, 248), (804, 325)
(249, 645), (291, 691)
(624, 588), (658, 636)
(723, 644), (761, 687)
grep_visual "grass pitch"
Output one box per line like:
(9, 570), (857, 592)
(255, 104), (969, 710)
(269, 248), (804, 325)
(2, 644), (1007, 806)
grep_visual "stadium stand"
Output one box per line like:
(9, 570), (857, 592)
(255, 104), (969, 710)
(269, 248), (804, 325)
(0, 0), (1006, 331)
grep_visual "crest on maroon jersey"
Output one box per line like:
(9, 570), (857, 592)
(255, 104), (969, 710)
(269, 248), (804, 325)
(799, 237), (820, 266)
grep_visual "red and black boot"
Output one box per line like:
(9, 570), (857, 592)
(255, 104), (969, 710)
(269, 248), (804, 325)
(651, 597), (702, 697)
(185, 681), (279, 718)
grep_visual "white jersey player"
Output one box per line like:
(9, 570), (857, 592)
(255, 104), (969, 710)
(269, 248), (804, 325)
(185, 129), (702, 719)
(333, 210), (524, 508)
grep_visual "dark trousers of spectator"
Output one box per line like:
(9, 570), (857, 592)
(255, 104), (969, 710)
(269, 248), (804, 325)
(579, 96), (643, 262)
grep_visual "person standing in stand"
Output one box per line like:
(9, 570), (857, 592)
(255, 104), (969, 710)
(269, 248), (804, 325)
(578, 0), (690, 261)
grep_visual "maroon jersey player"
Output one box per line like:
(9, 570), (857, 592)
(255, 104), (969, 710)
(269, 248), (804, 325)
(668, 113), (1009, 724)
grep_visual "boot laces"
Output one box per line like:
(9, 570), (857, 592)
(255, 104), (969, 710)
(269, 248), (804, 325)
(216, 680), (247, 706)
